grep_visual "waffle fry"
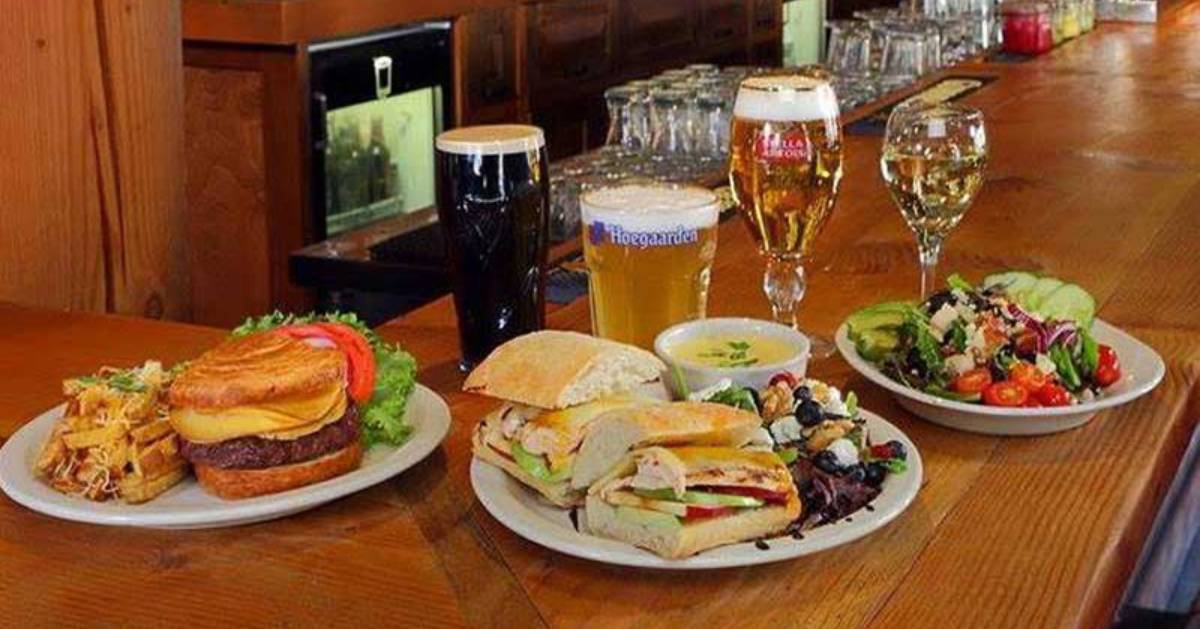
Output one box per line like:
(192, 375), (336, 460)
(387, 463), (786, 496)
(35, 361), (187, 503)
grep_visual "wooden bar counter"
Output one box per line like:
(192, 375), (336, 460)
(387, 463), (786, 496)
(3, 8), (1200, 627)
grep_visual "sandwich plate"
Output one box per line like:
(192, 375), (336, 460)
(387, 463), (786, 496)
(0, 384), (450, 529)
(471, 408), (922, 569)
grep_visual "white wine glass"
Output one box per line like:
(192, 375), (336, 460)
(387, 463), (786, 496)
(880, 101), (987, 298)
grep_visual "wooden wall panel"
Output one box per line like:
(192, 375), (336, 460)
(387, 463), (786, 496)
(183, 67), (272, 327)
(0, 1), (187, 318)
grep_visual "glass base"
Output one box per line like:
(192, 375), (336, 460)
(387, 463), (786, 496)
(805, 333), (837, 360)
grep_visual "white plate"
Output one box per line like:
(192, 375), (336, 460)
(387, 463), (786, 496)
(471, 408), (922, 569)
(0, 384), (450, 529)
(835, 319), (1165, 436)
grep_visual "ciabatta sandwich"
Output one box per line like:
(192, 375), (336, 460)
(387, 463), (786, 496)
(570, 402), (769, 491)
(467, 331), (666, 507)
(586, 446), (801, 558)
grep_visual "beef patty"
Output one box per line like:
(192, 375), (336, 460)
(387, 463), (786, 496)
(180, 404), (359, 470)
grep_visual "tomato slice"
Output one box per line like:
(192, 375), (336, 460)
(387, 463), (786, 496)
(982, 381), (1029, 407)
(274, 323), (376, 404)
(952, 368), (993, 394)
(685, 505), (736, 519)
(692, 486), (790, 504)
(1009, 362), (1048, 392)
(1035, 383), (1071, 407)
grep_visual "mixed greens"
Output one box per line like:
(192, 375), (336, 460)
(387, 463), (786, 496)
(692, 373), (907, 526)
(234, 311), (419, 446)
(848, 271), (1122, 407)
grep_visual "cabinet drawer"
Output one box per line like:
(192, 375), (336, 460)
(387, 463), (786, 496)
(698, 0), (746, 48)
(750, 0), (783, 36)
(458, 7), (522, 122)
(617, 0), (696, 65)
(529, 0), (614, 93)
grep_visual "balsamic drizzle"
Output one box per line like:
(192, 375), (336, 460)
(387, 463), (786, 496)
(568, 507), (580, 532)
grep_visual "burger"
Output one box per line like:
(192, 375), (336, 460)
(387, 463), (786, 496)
(168, 331), (366, 499)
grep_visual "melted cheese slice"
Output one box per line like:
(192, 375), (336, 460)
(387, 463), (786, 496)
(170, 384), (347, 443)
(518, 395), (651, 472)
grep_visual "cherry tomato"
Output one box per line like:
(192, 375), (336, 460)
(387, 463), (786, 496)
(982, 381), (1029, 407)
(1009, 362), (1048, 392)
(275, 323), (377, 404)
(1023, 396), (1043, 408)
(1095, 345), (1121, 387)
(686, 505), (736, 519)
(952, 368), (993, 394)
(1035, 383), (1072, 407)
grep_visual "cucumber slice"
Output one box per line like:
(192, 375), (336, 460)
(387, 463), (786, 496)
(1037, 283), (1096, 327)
(633, 488), (765, 508)
(1023, 277), (1065, 311)
(982, 271), (1038, 298)
(926, 386), (982, 403)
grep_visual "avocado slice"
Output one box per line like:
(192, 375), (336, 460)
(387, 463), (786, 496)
(854, 328), (900, 361)
(634, 488), (765, 508)
(511, 442), (572, 483)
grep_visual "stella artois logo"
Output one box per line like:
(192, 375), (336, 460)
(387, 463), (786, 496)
(754, 132), (811, 163)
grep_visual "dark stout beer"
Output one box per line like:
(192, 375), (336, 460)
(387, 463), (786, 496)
(435, 125), (550, 370)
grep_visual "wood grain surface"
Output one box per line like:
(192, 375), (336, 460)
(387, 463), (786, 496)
(0, 1), (187, 319)
(3, 10), (1200, 629)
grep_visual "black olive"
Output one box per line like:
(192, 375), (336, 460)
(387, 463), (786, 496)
(884, 440), (907, 461)
(924, 290), (956, 314)
(864, 462), (887, 486)
(813, 450), (840, 474)
(796, 399), (824, 426)
(793, 385), (812, 401)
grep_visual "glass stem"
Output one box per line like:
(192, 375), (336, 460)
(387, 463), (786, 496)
(917, 234), (942, 299)
(763, 254), (807, 328)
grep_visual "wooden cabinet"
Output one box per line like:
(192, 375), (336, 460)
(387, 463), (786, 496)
(750, 0), (783, 38)
(456, 7), (525, 124)
(698, 0), (747, 52)
(617, 0), (696, 66)
(527, 0), (615, 100)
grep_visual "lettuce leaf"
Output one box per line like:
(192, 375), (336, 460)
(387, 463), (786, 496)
(233, 311), (419, 447)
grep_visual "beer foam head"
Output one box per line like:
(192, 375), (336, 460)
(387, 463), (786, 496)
(581, 183), (720, 233)
(733, 75), (839, 122)
(436, 125), (545, 155)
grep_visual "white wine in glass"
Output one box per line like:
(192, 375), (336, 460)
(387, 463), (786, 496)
(880, 102), (987, 297)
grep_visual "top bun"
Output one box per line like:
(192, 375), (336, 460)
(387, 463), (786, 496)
(170, 332), (345, 409)
(463, 331), (665, 409)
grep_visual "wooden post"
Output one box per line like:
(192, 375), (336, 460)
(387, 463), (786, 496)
(0, 1), (188, 319)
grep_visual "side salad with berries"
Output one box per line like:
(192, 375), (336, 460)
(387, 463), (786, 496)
(847, 271), (1122, 408)
(686, 372), (909, 527)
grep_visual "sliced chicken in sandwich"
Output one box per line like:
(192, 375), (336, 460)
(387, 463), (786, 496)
(586, 446), (801, 558)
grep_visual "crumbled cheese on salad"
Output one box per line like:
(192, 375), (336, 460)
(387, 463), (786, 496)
(769, 415), (803, 444)
(827, 438), (860, 467)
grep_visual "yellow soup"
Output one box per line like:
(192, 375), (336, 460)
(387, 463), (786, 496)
(669, 334), (797, 368)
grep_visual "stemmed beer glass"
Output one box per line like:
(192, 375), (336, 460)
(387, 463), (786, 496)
(880, 101), (988, 297)
(729, 73), (844, 357)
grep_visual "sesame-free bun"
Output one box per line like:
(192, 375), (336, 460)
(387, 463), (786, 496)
(463, 331), (665, 410)
(169, 332), (346, 409)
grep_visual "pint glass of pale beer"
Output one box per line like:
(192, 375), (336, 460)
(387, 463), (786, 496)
(729, 73), (843, 355)
(581, 183), (720, 349)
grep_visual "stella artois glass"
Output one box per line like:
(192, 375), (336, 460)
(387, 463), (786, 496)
(729, 73), (843, 356)
(581, 183), (721, 349)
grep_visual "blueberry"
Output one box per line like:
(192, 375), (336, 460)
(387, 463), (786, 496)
(793, 385), (812, 401)
(925, 290), (956, 314)
(813, 450), (840, 474)
(796, 399), (824, 426)
(846, 464), (866, 482)
(884, 440), (907, 461)
(864, 462), (887, 486)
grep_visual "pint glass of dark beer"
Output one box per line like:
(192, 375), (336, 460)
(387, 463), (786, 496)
(435, 125), (550, 370)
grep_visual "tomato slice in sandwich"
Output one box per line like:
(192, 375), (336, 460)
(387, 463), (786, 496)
(274, 323), (376, 404)
(685, 505), (737, 519)
(694, 485), (791, 505)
